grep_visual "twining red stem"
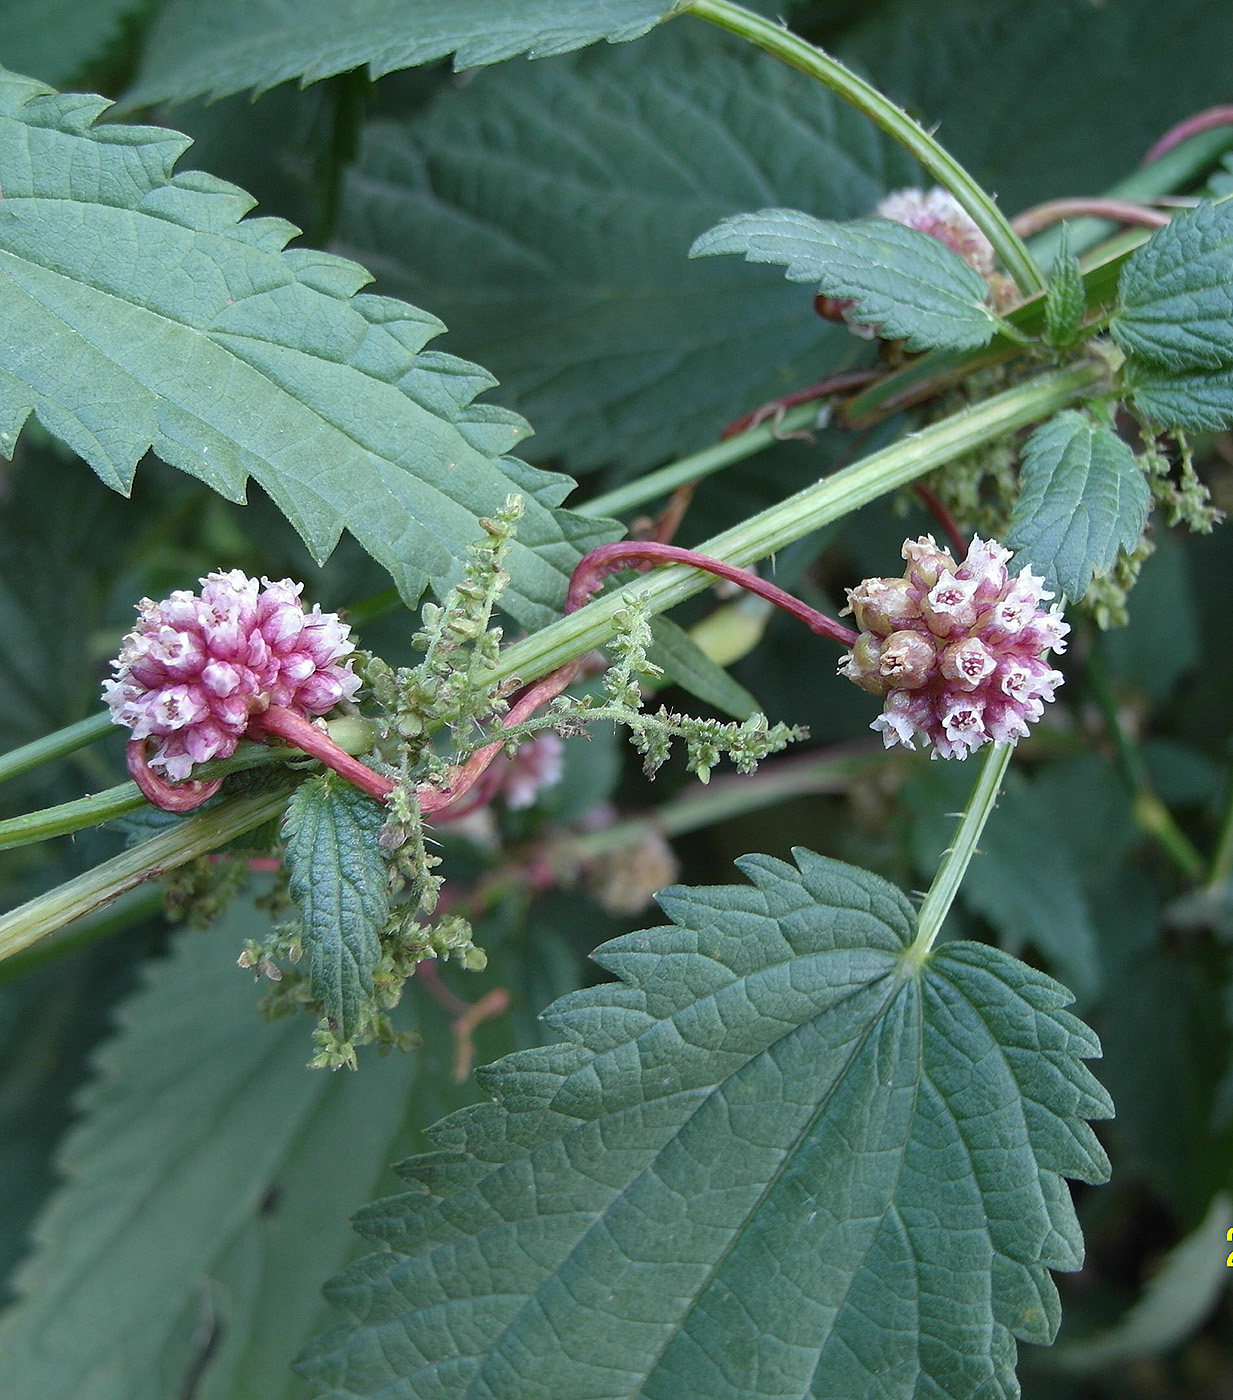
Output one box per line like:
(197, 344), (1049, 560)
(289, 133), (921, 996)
(1142, 106), (1233, 166)
(566, 542), (859, 647)
(126, 739), (224, 812)
(720, 369), (882, 441)
(1009, 198), (1171, 239)
(247, 707), (395, 802)
(424, 663), (581, 817)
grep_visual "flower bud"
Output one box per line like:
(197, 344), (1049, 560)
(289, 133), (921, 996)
(878, 630), (935, 689)
(844, 577), (920, 635)
(838, 633), (889, 695)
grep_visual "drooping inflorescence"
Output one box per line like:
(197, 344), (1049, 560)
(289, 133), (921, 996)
(103, 571), (361, 780)
(839, 535), (1068, 758)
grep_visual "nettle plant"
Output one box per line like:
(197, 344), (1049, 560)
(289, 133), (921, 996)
(2, 2), (1233, 1397)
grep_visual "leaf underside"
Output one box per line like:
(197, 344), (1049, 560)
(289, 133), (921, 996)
(299, 848), (1111, 1400)
(1006, 410), (1150, 602)
(0, 69), (614, 627)
(282, 774), (390, 1044)
(690, 207), (997, 353)
(333, 26), (918, 472)
(125, 0), (682, 107)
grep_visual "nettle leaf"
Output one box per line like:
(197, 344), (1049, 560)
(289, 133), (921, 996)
(1113, 200), (1233, 372)
(334, 26), (918, 472)
(283, 774), (389, 1045)
(1006, 411), (1150, 602)
(0, 904), (433, 1400)
(1122, 363), (1233, 431)
(0, 69), (613, 627)
(126, 0), (680, 107)
(299, 849), (1112, 1400)
(689, 209), (989, 350)
(690, 207), (997, 353)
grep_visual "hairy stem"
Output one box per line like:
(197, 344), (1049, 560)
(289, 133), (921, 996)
(495, 361), (1105, 687)
(578, 401), (825, 521)
(904, 742), (1014, 967)
(0, 786), (295, 964)
(0, 739), (300, 853)
(0, 711), (115, 786)
(567, 542), (858, 646)
(684, 0), (1045, 295)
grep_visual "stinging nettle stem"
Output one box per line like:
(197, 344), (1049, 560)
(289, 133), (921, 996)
(684, 0), (1046, 296)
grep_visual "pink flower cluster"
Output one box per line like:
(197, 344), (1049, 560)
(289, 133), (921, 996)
(839, 536), (1068, 759)
(104, 571), (361, 780)
(874, 187), (996, 276)
(817, 187), (1004, 334)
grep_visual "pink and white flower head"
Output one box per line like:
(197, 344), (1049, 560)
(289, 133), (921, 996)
(873, 187), (996, 277)
(104, 571), (361, 780)
(839, 535), (1068, 759)
(817, 188), (1003, 334)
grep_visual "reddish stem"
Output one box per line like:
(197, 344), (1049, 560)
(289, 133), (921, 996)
(566, 542), (859, 647)
(247, 706), (396, 802)
(422, 663), (581, 817)
(720, 369), (881, 441)
(1142, 106), (1233, 166)
(911, 484), (968, 557)
(1009, 198), (1171, 239)
(126, 739), (224, 813)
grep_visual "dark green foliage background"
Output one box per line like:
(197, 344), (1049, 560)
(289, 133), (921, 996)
(2, 1), (1233, 1397)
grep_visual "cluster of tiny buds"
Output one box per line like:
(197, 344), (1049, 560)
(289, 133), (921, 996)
(103, 571), (360, 780)
(839, 535), (1068, 759)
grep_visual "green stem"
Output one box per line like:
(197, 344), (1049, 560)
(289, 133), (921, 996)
(0, 887), (164, 986)
(561, 745), (875, 859)
(0, 739), (296, 854)
(0, 782), (147, 853)
(493, 361), (1104, 686)
(904, 743), (1014, 968)
(1028, 125), (1233, 268)
(684, 0), (1045, 296)
(0, 711), (115, 786)
(579, 401), (823, 520)
(0, 785), (293, 964)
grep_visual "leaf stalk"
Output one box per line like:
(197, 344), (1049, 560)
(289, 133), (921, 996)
(905, 742), (1014, 967)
